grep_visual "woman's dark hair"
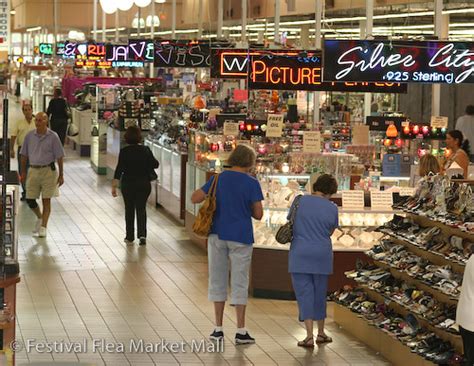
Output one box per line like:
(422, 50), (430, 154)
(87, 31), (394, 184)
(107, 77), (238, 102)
(448, 130), (471, 155)
(466, 105), (474, 115)
(124, 126), (142, 145)
(54, 88), (62, 97)
(313, 174), (338, 196)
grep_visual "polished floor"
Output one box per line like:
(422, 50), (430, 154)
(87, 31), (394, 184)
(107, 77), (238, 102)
(9, 102), (389, 365)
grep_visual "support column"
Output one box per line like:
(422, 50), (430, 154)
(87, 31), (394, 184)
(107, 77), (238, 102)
(115, 11), (119, 42)
(172, 0), (177, 38)
(150, 1), (155, 78)
(313, 0), (322, 125)
(300, 25), (310, 50)
(431, 0), (446, 117)
(198, 0), (203, 38)
(102, 8), (106, 42)
(257, 30), (264, 43)
(137, 8), (141, 37)
(93, 0), (97, 41)
(363, 0), (374, 120)
(217, 0), (223, 38)
(241, 0), (247, 44)
(53, 0), (58, 44)
(274, 0), (280, 45)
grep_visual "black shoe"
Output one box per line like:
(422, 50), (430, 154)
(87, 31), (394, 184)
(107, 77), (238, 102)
(210, 330), (224, 341)
(139, 237), (146, 245)
(235, 332), (255, 345)
(20, 195), (26, 201)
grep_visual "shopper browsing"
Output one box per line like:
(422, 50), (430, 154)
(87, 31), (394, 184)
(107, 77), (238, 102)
(112, 126), (159, 246)
(191, 144), (263, 345)
(444, 130), (470, 178)
(20, 112), (65, 238)
(418, 154), (441, 177)
(46, 88), (70, 145)
(455, 105), (474, 161)
(456, 247), (474, 366)
(10, 103), (36, 200)
(289, 174), (339, 348)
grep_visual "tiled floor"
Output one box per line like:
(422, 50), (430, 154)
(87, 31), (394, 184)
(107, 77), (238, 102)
(9, 101), (389, 365)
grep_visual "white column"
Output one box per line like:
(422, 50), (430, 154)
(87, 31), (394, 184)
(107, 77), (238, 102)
(93, 0), (97, 41)
(431, 0), (444, 117)
(150, 1), (155, 78)
(53, 0), (58, 44)
(217, 0), (223, 38)
(300, 25), (309, 49)
(137, 7), (141, 37)
(102, 8), (106, 42)
(313, 0), (322, 125)
(363, 0), (374, 120)
(241, 0), (247, 43)
(115, 11), (119, 42)
(198, 0), (203, 38)
(274, 0), (280, 45)
(257, 30), (264, 43)
(172, 0), (177, 38)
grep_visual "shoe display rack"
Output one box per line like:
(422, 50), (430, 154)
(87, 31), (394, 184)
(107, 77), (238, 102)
(332, 175), (470, 365)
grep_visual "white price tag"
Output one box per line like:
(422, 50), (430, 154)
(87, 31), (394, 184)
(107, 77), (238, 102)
(303, 131), (321, 153)
(223, 121), (239, 136)
(342, 190), (365, 209)
(265, 114), (284, 138)
(399, 187), (416, 197)
(430, 116), (448, 129)
(370, 191), (394, 210)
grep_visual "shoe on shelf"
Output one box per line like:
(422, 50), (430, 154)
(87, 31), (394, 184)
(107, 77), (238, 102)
(209, 330), (224, 341)
(235, 332), (255, 345)
(38, 227), (47, 238)
(139, 237), (146, 245)
(124, 239), (134, 246)
(33, 219), (42, 234)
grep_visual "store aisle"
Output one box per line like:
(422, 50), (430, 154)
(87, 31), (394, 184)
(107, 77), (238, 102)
(10, 106), (389, 365)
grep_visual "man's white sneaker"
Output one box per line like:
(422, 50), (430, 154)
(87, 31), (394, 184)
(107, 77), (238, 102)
(124, 239), (134, 246)
(33, 219), (42, 234)
(38, 227), (47, 238)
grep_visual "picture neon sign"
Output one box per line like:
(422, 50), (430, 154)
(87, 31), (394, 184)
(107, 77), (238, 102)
(154, 40), (211, 68)
(323, 40), (474, 84)
(128, 40), (154, 62)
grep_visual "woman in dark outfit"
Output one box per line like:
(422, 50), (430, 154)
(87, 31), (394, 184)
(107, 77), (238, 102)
(46, 88), (69, 145)
(112, 126), (159, 246)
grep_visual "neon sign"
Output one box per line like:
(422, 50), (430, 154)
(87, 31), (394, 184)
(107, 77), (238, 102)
(87, 43), (106, 60)
(324, 40), (474, 84)
(106, 44), (129, 61)
(39, 43), (53, 56)
(248, 53), (407, 93)
(111, 61), (144, 68)
(128, 40), (154, 62)
(56, 42), (66, 56)
(154, 40), (211, 68)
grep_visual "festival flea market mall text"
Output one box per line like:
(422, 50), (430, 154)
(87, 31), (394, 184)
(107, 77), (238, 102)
(13, 338), (223, 354)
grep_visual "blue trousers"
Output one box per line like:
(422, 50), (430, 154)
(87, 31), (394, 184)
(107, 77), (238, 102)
(291, 273), (329, 321)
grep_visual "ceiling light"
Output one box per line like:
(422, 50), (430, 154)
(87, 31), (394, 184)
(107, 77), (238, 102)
(10, 10), (15, 15)
(135, 0), (152, 7)
(100, 0), (118, 14)
(146, 15), (160, 27)
(155, 0), (166, 3)
(117, 0), (134, 11)
(26, 26), (41, 32)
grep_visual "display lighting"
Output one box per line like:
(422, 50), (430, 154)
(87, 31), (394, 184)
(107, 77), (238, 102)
(117, 0), (134, 11)
(386, 124), (398, 138)
(412, 125), (420, 135)
(383, 139), (392, 147)
(422, 125), (430, 135)
(100, 0), (118, 14)
(146, 15), (160, 27)
(135, 0), (152, 7)
(395, 138), (403, 148)
(403, 125), (411, 135)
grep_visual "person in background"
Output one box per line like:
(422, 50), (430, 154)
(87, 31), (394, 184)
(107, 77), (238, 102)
(20, 112), (65, 238)
(191, 144), (263, 345)
(46, 88), (69, 145)
(112, 126), (159, 246)
(418, 154), (441, 177)
(456, 105), (474, 161)
(289, 174), (339, 348)
(444, 130), (470, 178)
(10, 103), (36, 200)
(456, 246), (474, 366)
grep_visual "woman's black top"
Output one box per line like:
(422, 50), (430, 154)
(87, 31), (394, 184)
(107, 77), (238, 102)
(47, 98), (69, 120)
(114, 144), (159, 182)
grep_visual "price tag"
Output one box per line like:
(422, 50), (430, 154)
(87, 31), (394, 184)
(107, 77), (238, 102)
(370, 191), (394, 210)
(265, 114), (284, 138)
(430, 116), (448, 128)
(223, 121), (239, 136)
(401, 120), (410, 128)
(342, 191), (365, 209)
(399, 187), (416, 197)
(303, 131), (321, 153)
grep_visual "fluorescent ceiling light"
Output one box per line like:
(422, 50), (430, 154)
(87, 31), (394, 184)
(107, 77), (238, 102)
(10, 10), (16, 15)
(26, 26), (41, 32)
(93, 27), (126, 33)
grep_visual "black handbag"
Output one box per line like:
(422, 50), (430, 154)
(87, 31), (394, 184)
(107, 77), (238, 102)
(275, 195), (303, 244)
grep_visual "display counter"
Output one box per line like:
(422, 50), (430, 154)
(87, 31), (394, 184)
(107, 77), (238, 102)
(146, 140), (188, 222)
(70, 108), (93, 157)
(106, 126), (124, 180)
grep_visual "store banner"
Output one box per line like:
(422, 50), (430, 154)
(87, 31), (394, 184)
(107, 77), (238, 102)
(39, 43), (53, 56)
(154, 40), (211, 68)
(324, 40), (474, 84)
(248, 52), (407, 93)
(366, 116), (406, 131)
(210, 49), (250, 79)
(106, 44), (129, 61)
(56, 42), (66, 56)
(265, 114), (284, 137)
(128, 39), (154, 62)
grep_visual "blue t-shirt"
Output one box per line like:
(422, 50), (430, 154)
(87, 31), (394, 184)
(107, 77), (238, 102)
(202, 170), (264, 245)
(288, 195), (339, 274)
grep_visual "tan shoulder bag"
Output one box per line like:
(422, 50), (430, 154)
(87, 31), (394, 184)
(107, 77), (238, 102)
(192, 174), (219, 237)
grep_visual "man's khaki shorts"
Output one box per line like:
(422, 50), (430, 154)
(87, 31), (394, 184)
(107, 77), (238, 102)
(26, 166), (59, 199)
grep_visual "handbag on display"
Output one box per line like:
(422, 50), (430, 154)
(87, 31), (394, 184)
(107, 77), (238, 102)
(67, 121), (79, 136)
(275, 195), (303, 244)
(192, 175), (219, 237)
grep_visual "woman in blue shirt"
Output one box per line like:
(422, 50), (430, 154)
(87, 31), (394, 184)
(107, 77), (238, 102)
(289, 174), (339, 347)
(191, 144), (264, 345)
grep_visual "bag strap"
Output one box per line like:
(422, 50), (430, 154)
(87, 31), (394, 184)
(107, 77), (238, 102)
(208, 174), (219, 197)
(288, 195), (303, 224)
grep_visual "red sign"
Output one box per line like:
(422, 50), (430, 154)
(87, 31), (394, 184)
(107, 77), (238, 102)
(233, 89), (248, 102)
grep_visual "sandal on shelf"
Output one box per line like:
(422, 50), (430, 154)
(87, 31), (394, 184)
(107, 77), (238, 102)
(316, 334), (333, 344)
(297, 336), (314, 348)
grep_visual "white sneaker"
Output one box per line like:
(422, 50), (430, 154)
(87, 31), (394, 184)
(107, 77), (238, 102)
(124, 239), (134, 246)
(38, 227), (47, 238)
(32, 219), (42, 234)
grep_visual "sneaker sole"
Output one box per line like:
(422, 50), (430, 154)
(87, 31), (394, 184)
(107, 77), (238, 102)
(209, 336), (224, 341)
(235, 339), (255, 345)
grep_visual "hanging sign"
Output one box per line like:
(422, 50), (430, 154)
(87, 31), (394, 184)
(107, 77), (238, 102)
(111, 61), (144, 68)
(324, 40), (474, 84)
(370, 191), (394, 210)
(223, 121), (240, 136)
(0, 0), (9, 50)
(303, 131), (321, 153)
(39, 43), (53, 56)
(128, 39), (154, 62)
(430, 116), (449, 128)
(154, 40), (211, 68)
(248, 52), (407, 92)
(56, 42), (66, 56)
(366, 116), (406, 131)
(106, 44), (129, 61)
(87, 43), (106, 60)
(342, 190), (365, 209)
(233, 89), (248, 102)
(265, 114), (285, 137)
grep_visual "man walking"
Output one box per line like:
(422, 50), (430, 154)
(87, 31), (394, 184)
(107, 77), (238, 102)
(20, 112), (65, 238)
(10, 103), (35, 200)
